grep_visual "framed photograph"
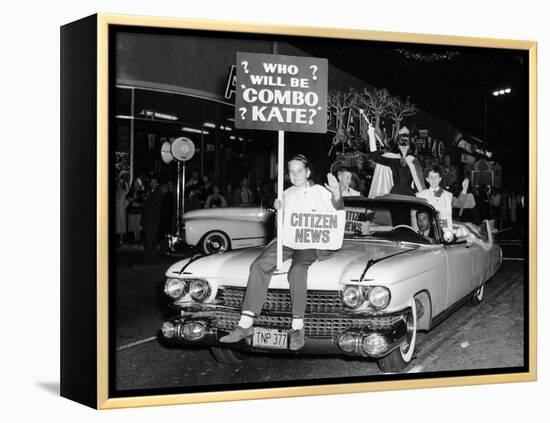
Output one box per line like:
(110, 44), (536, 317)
(60, 14), (537, 409)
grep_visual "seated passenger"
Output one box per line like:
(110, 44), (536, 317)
(416, 210), (436, 243)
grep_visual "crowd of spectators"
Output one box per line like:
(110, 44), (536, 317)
(114, 164), (524, 261)
(115, 170), (280, 261)
(183, 171), (277, 212)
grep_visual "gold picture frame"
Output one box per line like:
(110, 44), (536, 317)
(60, 13), (537, 409)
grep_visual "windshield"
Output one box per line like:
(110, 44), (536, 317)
(343, 197), (440, 244)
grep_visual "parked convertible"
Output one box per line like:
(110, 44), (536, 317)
(161, 195), (502, 372)
(183, 207), (275, 255)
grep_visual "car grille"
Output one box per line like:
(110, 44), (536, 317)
(216, 286), (343, 313)
(212, 310), (403, 338)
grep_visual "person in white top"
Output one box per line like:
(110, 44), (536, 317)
(416, 165), (453, 234)
(337, 168), (361, 197)
(220, 154), (343, 350)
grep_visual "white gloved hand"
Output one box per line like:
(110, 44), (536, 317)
(443, 231), (454, 243)
(368, 124), (377, 152)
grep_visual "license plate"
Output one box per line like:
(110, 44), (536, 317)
(252, 327), (288, 349)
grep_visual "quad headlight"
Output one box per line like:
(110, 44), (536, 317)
(164, 278), (187, 299)
(368, 286), (391, 309)
(341, 285), (391, 310)
(188, 279), (211, 302)
(342, 285), (364, 308)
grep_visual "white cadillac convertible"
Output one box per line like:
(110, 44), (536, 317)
(160, 195), (502, 372)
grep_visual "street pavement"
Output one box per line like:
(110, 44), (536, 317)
(113, 236), (526, 392)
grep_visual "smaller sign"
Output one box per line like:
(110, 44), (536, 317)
(344, 207), (370, 235)
(282, 209), (345, 250)
(344, 207), (367, 235)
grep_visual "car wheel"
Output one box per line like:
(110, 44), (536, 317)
(200, 231), (230, 255)
(377, 297), (417, 373)
(469, 284), (485, 306)
(210, 346), (245, 364)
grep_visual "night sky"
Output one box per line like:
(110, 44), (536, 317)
(294, 37), (529, 173)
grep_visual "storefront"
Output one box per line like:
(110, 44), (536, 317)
(113, 29), (489, 197)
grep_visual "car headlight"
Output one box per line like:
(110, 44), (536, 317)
(164, 278), (187, 299)
(342, 285), (364, 308)
(188, 279), (211, 302)
(368, 286), (391, 309)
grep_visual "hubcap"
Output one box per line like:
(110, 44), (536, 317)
(206, 235), (227, 253)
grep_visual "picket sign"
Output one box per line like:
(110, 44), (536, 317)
(234, 52), (328, 269)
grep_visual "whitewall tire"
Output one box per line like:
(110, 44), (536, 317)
(378, 297), (417, 373)
(200, 231), (230, 255)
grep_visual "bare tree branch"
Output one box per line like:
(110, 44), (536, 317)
(387, 95), (418, 123)
(387, 96), (418, 141)
(327, 89), (356, 155)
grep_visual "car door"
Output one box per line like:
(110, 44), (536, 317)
(444, 241), (473, 307)
(468, 220), (494, 288)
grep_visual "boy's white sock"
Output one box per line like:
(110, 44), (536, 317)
(291, 318), (304, 330)
(238, 312), (254, 329)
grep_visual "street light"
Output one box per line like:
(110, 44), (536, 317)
(492, 87), (512, 97)
(484, 87), (512, 142)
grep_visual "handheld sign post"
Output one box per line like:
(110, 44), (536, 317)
(235, 52), (328, 269)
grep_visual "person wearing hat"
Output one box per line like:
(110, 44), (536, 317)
(367, 125), (425, 197)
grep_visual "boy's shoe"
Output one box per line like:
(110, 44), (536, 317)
(289, 329), (305, 350)
(219, 326), (254, 343)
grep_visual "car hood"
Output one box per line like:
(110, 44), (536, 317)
(167, 241), (416, 290)
(183, 207), (272, 223)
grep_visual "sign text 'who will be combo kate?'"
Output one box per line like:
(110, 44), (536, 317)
(235, 52), (328, 133)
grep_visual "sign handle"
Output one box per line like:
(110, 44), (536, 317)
(276, 130), (284, 270)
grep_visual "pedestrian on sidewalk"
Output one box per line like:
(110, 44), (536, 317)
(115, 178), (129, 246)
(127, 178), (145, 243)
(141, 177), (164, 262)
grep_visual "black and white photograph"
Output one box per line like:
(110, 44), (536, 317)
(7, 0), (550, 420)
(109, 22), (531, 398)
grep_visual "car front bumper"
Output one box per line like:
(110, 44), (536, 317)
(160, 306), (411, 358)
